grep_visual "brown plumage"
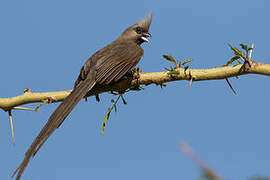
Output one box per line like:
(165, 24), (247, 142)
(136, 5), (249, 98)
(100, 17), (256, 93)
(12, 13), (152, 180)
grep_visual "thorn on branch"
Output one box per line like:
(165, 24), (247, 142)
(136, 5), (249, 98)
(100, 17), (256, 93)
(13, 106), (36, 111)
(189, 78), (193, 89)
(8, 110), (15, 145)
(120, 94), (127, 105)
(248, 42), (254, 67)
(225, 78), (237, 95)
(189, 71), (195, 89)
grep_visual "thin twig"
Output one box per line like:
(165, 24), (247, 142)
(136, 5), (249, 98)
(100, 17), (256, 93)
(101, 95), (122, 135)
(180, 142), (207, 168)
(8, 110), (15, 145)
(179, 142), (222, 180)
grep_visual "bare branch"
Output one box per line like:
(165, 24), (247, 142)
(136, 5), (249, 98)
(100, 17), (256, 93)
(0, 61), (269, 111)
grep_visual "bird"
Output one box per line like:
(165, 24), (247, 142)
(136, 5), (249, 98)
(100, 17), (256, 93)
(12, 13), (152, 180)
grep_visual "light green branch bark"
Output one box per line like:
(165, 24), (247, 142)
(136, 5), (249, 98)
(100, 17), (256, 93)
(0, 61), (269, 111)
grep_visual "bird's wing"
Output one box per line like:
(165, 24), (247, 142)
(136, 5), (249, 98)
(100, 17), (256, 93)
(95, 41), (143, 84)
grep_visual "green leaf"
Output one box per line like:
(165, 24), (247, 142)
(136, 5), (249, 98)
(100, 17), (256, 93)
(184, 66), (189, 71)
(103, 115), (108, 122)
(235, 59), (241, 64)
(225, 56), (240, 66)
(163, 55), (175, 62)
(181, 59), (192, 66)
(228, 44), (247, 61)
(163, 55), (178, 66)
(101, 115), (108, 135)
(240, 43), (248, 51)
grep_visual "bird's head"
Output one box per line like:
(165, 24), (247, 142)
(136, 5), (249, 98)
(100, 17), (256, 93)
(117, 13), (152, 45)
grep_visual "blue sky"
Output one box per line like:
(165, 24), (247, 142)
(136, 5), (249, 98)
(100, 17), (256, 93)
(0, 0), (270, 179)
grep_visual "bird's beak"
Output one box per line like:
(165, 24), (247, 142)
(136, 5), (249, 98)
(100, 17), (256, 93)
(141, 32), (151, 42)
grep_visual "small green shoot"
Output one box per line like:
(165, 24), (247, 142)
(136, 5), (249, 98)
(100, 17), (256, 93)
(163, 55), (179, 67)
(226, 43), (254, 66)
(181, 59), (192, 66)
(228, 43), (247, 62)
(101, 94), (127, 135)
(163, 54), (192, 75)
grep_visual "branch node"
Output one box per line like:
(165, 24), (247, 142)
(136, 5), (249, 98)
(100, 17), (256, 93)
(23, 88), (32, 93)
(44, 97), (57, 104)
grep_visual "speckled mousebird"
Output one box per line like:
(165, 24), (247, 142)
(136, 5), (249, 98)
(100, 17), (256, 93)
(12, 13), (152, 180)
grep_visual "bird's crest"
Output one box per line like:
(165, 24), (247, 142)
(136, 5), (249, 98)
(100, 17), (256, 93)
(136, 13), (152, 32)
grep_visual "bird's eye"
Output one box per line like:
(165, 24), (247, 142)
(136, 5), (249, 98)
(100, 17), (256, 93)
(134, 27), (142, 34)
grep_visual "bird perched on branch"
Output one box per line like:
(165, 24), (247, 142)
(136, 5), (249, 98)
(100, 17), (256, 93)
(12, 13), (152, 180)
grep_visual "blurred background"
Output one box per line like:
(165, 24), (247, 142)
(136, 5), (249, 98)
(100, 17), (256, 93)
(0, 0), (269, 179)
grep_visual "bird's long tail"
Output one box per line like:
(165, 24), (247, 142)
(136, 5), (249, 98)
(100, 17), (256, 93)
(12, 76), (96, 180)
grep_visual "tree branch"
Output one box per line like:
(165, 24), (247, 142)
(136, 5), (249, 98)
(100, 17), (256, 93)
(0, 61), (269, 111)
